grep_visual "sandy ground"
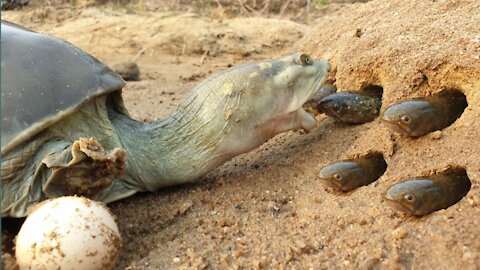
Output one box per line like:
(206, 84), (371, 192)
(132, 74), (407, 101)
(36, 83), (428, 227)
(2, 0), (480, 269)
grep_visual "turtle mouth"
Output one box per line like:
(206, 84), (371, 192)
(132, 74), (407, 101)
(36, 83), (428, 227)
(292, 61), (331, 110)
(308, 63), (331, 100)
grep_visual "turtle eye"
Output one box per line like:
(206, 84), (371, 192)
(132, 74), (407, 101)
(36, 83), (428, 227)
(333, 173), (342, 181)
(400, 114), (411, 124)
(404, 193), (416, 203)
(299, 54), (313, 66)
(332, 101), (341, 111)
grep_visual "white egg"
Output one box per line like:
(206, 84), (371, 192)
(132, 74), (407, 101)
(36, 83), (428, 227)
(15, 196), (122, 270)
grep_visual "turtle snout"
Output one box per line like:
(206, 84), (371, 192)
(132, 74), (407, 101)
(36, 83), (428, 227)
(316, 59), (330, 73)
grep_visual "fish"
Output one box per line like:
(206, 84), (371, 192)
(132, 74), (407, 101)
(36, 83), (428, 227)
(384, 167), (471, 216)
(318, 152), (387, 192)
(316, 91), (382, 124)
(382, 89), (467, 137)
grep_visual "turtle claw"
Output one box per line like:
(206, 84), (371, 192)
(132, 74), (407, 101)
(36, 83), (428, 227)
(42, 137), (126, 198)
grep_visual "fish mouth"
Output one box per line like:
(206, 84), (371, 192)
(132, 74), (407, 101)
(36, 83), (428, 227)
(320, 179), (342, 190)
(382, 120), (412, 136)
(384, 197), (415, 215)
(319, 104), (342, 121)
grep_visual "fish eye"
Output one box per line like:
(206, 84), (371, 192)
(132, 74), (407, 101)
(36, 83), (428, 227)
(400, 114), (411, 124)
(332, 101), (341, 111)
(404, 193), (416, 203)
(333, 173), (342, 181)
(299, 54), (313, 66)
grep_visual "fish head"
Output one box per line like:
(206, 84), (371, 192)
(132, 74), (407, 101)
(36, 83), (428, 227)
(382, 100), (434, 137)
(317, 92), (353, 122)
(318, 161), (363, 192)
(384, 179), (441, 216)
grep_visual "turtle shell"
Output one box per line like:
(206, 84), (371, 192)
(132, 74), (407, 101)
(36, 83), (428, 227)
(1, 21), (125, 155)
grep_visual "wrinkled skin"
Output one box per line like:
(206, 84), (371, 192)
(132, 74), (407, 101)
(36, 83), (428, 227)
(318, 152), (387, 192)
(2, 49), (331, 217)
(384, 167), (471, 216)
(317, 91), (382, 124)
(382, 89), (467, 137)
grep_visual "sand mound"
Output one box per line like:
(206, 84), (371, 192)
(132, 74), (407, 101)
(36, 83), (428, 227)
(6, 8), (307, 61)
(300, 0), (479, 102)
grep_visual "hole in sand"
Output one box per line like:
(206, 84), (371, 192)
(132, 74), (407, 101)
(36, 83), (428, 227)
(438, 88), (468, 124)
(361, 84), (384, 98)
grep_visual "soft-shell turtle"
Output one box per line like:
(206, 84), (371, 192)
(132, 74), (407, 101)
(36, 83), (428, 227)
(1, 21), (331, 217)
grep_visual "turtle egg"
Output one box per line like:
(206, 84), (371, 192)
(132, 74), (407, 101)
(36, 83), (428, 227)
(15, 196), (122, 270)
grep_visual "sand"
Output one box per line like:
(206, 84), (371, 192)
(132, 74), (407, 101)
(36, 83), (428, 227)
(2, 0), (479, 269)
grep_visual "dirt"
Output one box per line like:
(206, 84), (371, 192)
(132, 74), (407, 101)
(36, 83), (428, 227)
(2, 0), (479, 269)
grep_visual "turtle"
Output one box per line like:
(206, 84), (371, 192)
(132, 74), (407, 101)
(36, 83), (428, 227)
(1, 20), (332, 217)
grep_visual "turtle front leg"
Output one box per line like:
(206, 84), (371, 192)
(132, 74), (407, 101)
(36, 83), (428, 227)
(42, 137), (126, 198)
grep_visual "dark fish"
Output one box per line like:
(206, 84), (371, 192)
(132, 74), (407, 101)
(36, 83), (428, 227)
(303, 85), (337, 115)
(384, 167), (471, 216)
(317, 91), (382, 124)
(382, 89), (467, 137)
(318, 152), (387, 192)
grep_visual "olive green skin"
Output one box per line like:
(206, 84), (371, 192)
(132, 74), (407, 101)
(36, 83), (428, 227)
(382, 90), (467, 137)
(317, 91), (382, 124)
(318, 152), (387, 192)
(384, 168), (471, 216)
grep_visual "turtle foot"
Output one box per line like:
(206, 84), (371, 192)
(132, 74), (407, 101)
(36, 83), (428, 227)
(42, 137), (126, 198)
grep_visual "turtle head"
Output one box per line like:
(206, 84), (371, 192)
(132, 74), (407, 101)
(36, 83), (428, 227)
(262, 52), (331, 113)
(238, 52), (331, 134)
